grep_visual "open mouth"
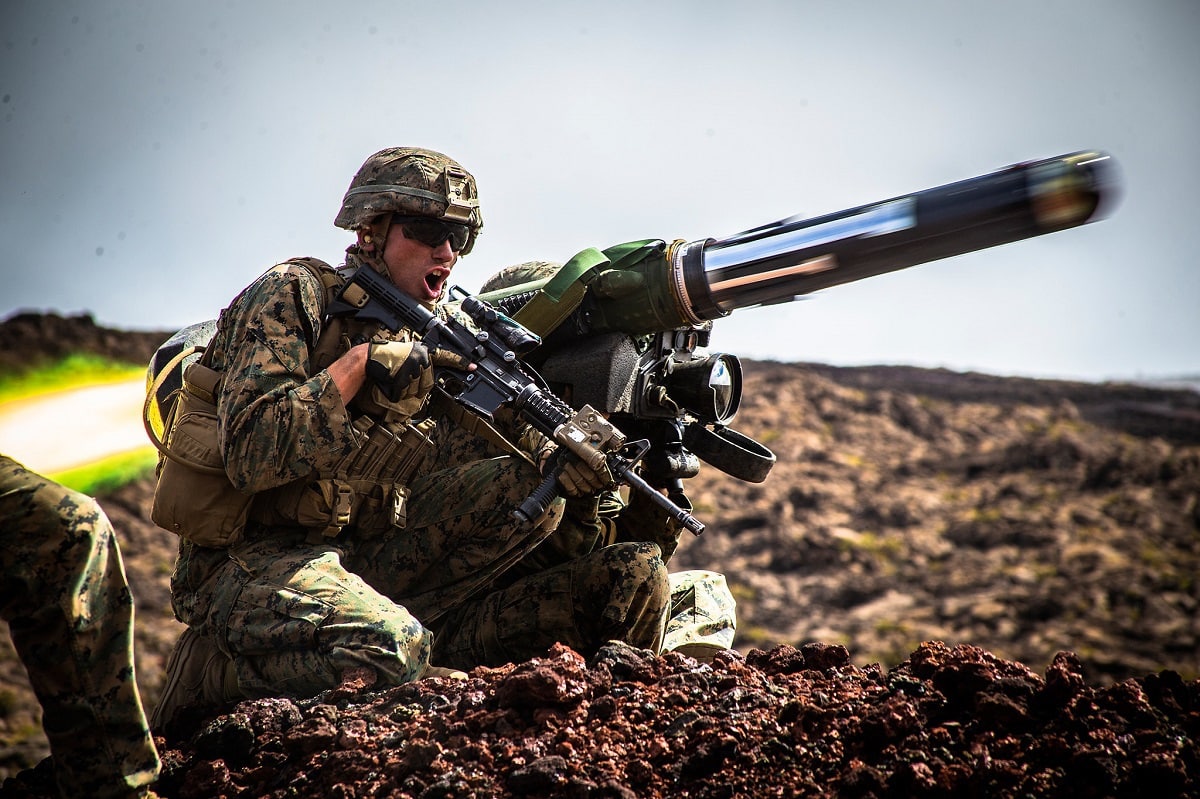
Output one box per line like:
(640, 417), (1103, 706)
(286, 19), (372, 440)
(425, 268), (450, 295)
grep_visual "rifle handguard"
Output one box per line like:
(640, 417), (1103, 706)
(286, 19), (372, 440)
(513, 445), (706, 535)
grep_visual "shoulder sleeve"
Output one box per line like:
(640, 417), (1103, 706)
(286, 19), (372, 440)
(213, 262), (359, 493)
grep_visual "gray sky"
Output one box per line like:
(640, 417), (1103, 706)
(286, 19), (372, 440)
(3, 1), (1197, 381)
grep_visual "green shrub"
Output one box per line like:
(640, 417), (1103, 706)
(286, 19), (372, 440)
(49, 449), (157, 495)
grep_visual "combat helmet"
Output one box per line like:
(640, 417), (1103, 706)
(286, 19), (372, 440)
(335, 147), (483, 254)
(479, 260), (562, 293)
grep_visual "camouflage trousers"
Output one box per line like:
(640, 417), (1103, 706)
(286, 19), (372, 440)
(419, 546), (737, 668)
(356, 457), (718, 668)
(172, 454), (735, 697)
(171, 454), (565, 697)
(0, 455), (160, 799)
(414, 540), (671, 669)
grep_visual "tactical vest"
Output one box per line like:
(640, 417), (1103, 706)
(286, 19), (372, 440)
(151, 257), (440, 547)
(275, 266), (441, 542)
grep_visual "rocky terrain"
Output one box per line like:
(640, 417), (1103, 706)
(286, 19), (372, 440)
(678, 359), (1200, 686)
(1, 313), (1198, 797)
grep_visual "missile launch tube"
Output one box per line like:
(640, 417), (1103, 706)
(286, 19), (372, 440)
(480, 151), (1119, 339)
(667, 151), (1118, 324)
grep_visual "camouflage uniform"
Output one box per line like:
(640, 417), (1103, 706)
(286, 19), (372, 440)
(0, 455), (160, 799)
(354, 418), (673, 668)
(161, 146), (724, 720)
(434, 260), (739, 665)
(406, 419), (735, 667)
(168, 256), (563, 699)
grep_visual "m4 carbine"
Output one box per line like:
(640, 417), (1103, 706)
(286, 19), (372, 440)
(476, 151), (1119, 513)
(327, 263), (708, 534)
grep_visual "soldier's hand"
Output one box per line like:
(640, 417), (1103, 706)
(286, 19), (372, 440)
(556, 455), (614, 498)
(364, 341), (471, 420)
(367, 342), (471, 399)
(366, 341), (433, 402)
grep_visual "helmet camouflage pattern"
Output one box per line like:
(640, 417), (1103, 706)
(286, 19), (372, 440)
(479, 260), (562, 293)
(335, 147), (483, 254)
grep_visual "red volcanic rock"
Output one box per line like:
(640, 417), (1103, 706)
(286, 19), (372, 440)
(67, 641), (1188, 798)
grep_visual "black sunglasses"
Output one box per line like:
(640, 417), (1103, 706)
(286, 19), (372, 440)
(392, 215), (471, 252)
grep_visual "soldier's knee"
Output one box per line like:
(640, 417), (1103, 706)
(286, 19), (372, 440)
(588, 542), (670, 616)
(380, 614), (435, 673)
(643, 555), (671, 608)
(246, 610), (433, 697)
(586, 542), (670, 651)
(609, 541), (668, 586)
(325, 609), (433, 685)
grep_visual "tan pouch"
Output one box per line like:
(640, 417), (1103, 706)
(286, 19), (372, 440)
(256, 416), (434, 541)
(145, 356), (251, 547)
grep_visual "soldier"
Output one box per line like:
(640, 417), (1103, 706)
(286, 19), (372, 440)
(411, 261), (738, 668)
(153, 147), (622, 725)
(0, 455), (160, 799)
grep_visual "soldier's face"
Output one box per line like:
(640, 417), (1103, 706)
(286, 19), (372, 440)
(381, 223), (458, 305)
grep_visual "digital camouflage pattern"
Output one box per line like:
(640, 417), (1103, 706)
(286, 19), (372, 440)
(663, 570), (737, 656)
(168, 257), (438, 698)
(352, 428), (676, 667)
(209, 261), (360, 497)
(0, 455), (160, 799)
(412, 408), (736, 666)
(167, 257), (565, 703)
(166, 241), (733, 712)
(478, 259), (562, 293)
(174, 537), (433, 699)
(431, 540), (672, 668)
(334, 147), (483, 253)
(472, 259), (739, 660)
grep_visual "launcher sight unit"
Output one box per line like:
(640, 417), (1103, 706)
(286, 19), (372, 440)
(477, 151), (1118, 503)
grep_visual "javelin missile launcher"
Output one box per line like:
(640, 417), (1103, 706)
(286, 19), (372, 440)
(477, 151), (1119, 508)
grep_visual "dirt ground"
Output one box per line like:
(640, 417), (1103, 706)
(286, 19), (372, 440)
(2, 313), (1198, 797)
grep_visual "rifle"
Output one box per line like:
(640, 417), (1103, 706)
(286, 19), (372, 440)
(475, 151), (1119, 512)
(326, 263), (707, 534)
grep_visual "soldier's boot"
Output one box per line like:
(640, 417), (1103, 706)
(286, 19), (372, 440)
(668, 642), (727, 664)
(421, 664), (468, 680)
(151, 627), (242, 729)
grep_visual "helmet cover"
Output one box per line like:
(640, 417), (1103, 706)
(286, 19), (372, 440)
(335, 147), (482, 253)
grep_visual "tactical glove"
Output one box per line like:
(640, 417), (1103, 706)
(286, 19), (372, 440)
(544, 447), (614, 498)
(365, 341), (470, 420)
